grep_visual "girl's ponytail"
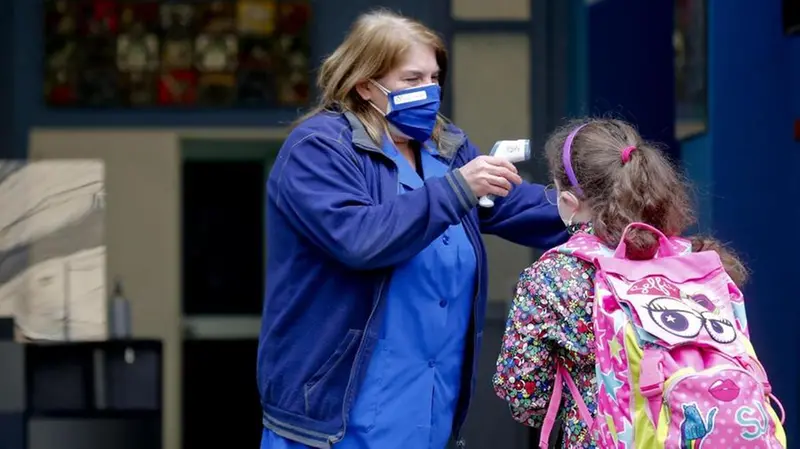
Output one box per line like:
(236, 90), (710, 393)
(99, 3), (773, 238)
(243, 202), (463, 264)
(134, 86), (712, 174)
(546, 118), (747, 283)
(595, 139), (691, 260)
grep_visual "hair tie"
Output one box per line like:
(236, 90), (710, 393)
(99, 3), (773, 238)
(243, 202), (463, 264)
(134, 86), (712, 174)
(621, 146), (637, 164)
(562, 124), (587, 196)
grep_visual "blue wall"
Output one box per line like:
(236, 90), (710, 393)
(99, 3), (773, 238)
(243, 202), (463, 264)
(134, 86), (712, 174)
(705, 0), (798, 441)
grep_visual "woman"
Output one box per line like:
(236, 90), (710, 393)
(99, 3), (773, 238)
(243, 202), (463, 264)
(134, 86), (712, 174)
(258, 9), (567, 449)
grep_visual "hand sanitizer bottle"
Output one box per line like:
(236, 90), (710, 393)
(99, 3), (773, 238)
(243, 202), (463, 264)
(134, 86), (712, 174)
(109, 279), (132, 340)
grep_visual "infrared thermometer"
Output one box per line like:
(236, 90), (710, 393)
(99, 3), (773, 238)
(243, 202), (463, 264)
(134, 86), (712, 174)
(478, 139), (531, 208)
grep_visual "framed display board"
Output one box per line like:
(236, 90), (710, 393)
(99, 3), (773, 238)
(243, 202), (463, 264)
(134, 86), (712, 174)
(43, 0), (311, 108)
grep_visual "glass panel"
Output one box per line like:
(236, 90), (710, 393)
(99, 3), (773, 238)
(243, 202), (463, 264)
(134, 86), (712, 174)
(451, 0), (530, 21)
(452, 33), (532, 302)
(42, 0), (312, 109)
(180, 138), (283, 316)
(674, 0), (708, 139)
(181, 159), (264, 315)
(452, 34), (530, 152)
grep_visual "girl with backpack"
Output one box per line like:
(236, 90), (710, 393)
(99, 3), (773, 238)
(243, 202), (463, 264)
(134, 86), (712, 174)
(493, 118), (786, 449)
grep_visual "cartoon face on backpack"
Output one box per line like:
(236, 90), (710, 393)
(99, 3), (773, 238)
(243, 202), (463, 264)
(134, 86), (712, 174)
(644, 296), (737, 345)
(605, 273), (742, 349)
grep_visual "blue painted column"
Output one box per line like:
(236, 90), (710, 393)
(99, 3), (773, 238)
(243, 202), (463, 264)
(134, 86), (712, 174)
(706, 0), (798, 444)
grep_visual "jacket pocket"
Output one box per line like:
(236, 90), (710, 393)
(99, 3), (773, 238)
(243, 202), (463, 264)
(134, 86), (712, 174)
(304, 329), (363, 418)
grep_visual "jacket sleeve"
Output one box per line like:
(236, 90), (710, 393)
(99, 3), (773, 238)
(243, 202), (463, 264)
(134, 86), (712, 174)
(493, 253), (594, 426)
(272, 133), (475, 270)
(464, 140), (568, 248)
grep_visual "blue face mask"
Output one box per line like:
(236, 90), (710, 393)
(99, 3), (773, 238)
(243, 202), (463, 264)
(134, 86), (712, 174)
(370, 81), (441, 142)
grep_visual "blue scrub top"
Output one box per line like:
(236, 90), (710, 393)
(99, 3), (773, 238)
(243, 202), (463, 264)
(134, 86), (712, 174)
(261, 140), (478, 449)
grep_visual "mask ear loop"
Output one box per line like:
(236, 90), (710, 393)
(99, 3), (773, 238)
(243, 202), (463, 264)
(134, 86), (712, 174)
(367, 80), (392, 115)
(566, 211), (577, 227)
(559, 190), (579, 227)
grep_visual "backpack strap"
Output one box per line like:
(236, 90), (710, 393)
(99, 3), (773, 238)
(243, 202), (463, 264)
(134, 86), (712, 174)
(769, 393), (786, 424)
(539, 364), (594, 449)
(639, 350), (667, 425)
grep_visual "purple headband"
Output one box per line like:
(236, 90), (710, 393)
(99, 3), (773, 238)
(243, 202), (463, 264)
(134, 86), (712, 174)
(562, 124), (587, 196)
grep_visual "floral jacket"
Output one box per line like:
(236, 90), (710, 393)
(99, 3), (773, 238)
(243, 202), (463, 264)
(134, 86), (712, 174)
(494, 223), (598, 449)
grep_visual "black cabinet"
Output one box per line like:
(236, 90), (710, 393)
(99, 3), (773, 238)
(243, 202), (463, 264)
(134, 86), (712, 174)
(0, 340), (162, 449)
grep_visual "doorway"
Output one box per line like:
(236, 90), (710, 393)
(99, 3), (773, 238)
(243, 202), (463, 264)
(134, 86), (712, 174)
(179, 137), (282, 449)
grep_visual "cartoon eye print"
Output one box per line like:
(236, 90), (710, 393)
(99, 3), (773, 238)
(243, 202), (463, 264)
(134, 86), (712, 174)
(645, 298), (704, 338)
(701, 311), (737, 344)
(645, 297), (737, 344)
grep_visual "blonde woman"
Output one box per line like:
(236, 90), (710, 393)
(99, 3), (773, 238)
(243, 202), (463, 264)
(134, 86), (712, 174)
(258, 9), (567, 449)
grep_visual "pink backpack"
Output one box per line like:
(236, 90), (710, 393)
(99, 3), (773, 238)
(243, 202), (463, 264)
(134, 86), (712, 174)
(539, 223), (786, 449)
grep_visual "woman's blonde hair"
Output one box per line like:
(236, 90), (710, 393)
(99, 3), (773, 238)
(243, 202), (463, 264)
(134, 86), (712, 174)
(297, 9), (451, 151)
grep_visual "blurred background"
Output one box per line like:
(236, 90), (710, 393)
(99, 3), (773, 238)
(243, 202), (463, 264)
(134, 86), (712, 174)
(0, 0), (797, 448)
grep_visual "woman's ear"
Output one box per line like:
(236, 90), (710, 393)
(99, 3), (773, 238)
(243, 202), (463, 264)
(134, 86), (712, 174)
(355, 81), (373, 101)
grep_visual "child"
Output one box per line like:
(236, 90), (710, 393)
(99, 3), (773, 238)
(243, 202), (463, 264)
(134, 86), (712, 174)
(493, 118), (748, 448)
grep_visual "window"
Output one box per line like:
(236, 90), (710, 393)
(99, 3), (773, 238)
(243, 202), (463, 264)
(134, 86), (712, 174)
(43, 0), (311, 108)
(674, 0), (708, 140)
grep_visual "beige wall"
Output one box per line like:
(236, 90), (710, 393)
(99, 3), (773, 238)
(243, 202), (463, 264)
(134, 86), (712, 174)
(450, 0), (538, 302)
(452, 33), (536, 301)
(451, 0), (530, 20)
(29, 129), (182, 449)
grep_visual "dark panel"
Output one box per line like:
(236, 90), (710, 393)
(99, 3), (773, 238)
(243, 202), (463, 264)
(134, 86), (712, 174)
(181, 160), (265, 316)
(182, 339), (261, 449)
(28, 417), (160, 449)
(0, 0), (14, 158)
(0, 343), (25, 411)
(0, 413), (25, 449)
(785, 0), (800, 34)
(587, 0), (678, 159)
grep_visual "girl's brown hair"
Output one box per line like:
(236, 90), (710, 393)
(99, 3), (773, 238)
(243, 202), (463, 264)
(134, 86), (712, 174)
(545, 118), (749, 285)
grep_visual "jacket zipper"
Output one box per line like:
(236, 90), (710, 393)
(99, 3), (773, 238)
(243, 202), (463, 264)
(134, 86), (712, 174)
(331, 275), (390, 445)
(453, 210), (483, 447)
(327, 141), (397, 445)
(449, 144), (475, 448)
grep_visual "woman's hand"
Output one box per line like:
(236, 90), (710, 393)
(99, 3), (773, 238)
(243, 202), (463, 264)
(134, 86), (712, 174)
(458, 155), (523, 199)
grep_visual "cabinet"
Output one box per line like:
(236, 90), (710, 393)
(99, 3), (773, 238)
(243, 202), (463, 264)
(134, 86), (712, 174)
(0, 340), (162, 449)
